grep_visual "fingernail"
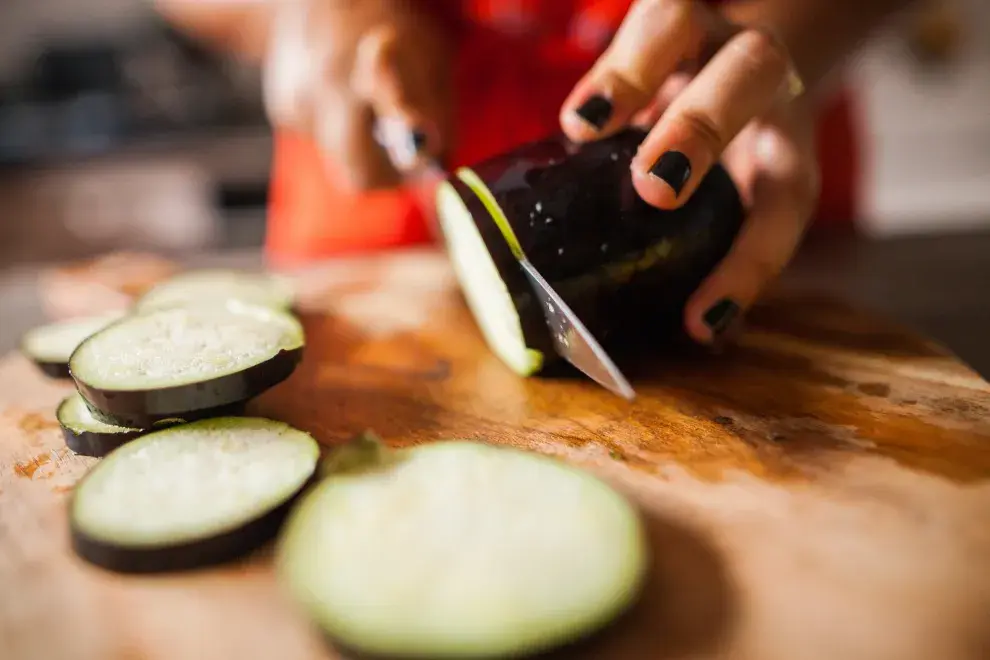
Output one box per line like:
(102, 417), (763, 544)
(703, 298), (741, 338)
(649, 151), (692, 197)
(574, 94), (613, 131)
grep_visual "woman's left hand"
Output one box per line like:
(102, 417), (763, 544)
(559, 0), (820, 346)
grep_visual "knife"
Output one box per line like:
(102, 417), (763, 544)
(516, 258), (636, 400)
(375, 120), (636, 400)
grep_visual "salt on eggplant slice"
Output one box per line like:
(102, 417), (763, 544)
(435, 127), (745, 376)
(57, 392), (148, 458)
(133, 268), (295, 313)
(70, 417), (320, 574)
(276, 439), (649, 659)
(20, 312), (126, 379)
(69, 300), (304, 428)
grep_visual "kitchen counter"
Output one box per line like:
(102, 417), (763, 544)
(2, 228), (989, 377)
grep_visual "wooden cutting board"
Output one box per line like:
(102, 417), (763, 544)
(2, 248), (989, 660)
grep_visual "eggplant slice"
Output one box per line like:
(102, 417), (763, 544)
(69, 300), (304, 428)
(435, 128), (745, 376)
(57, 392), (148, 457)
(20, 312), (126, 379)
(276, 440), (648, 659)
(437, 181), (543, 376)
(133, 269), (295, 313)
(56, 392), (245, 457)
(70, 417), (320, 573)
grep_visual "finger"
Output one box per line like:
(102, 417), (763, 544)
(629, 72), (693, 129)
(313, 86), (401, 191)
(560, 0), (702, 142)
(683, 125), (819, 345)
(630, 27), (794, 210)
(352, 24), (447, 170)
(262, 0), (319, 133)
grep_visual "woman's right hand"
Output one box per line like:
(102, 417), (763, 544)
(263, 0), (453, 190)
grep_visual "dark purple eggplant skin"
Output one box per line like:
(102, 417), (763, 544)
(82, 396), (252, 430)
(62, 401), (249, 457)
(32, 361), (72, 379)
(450, 127), (745, 368)
(73, 348), (301, 428)
(61, 426), (146, 459)
(69, 472), (318, 574)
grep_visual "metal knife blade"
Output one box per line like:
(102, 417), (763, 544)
(375, 119), (635, 400)
(517, 258), (636, 401)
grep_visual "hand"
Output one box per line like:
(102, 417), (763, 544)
(559, 0), (819, 346)
(263, 0), (452, 190)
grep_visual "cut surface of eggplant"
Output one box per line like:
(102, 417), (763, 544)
(70, 417), (319, 573)
(57, 392), (146, 457)
(20, 312), (126, 378)
(134, 269), (295, 313)
(276, 440), (648, 658)
(437, 181), (542, 376)
(69, 300), (304, 427)
(435, 128), (745, 376)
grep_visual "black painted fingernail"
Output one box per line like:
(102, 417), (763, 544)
(704, 298), (741, 337)
(409, 129), (428, 153)
(574, 94), (613, 131)
(649, 151), (692, 197)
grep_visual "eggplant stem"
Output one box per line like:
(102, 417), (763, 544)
(318, 430), (391, 477)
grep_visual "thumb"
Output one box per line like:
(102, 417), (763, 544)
(352, 24), (446, 171)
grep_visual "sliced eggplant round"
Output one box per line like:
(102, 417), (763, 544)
(437, 181), (543, 376)
(69, 300), (304, 428)
(70, 417), (320, 574)
(133, 269), (295, 313)
(276, 439), (648, 659)
(57, 392), (147, 458)
(20, 312), (126, 379)
(436, 128), (745, 376)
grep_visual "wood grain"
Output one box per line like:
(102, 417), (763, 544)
(2, 248), (989, 660)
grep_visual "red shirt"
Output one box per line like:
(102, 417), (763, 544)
(265, 0), (858, 267)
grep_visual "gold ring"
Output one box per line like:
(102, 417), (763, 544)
(746, 23), (806, 103)
(783, 64), (806, 101)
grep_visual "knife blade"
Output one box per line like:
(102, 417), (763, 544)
(516, 258), (636, 400)
(375, 119), (636, 400)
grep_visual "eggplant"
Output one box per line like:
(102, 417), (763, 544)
(20, 312), (126, 379)
(69, 300), (304, 428)
(57, 392), (148, 457)
(56, 392), (246, 458)
(276, 438), (648, 659)
(435, 127), (745, 376)
(133, 269), (295, 313)
(70, 417), (320, 574)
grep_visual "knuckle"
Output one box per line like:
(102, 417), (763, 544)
(664, 0), (693, 29)
(676, 108), (726, 154)
(734, 27), (791, 75)
(631, 0), (692, 30)
(748, 251), (787, 288)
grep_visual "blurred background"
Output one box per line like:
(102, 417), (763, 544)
(0, 0), (987, 374)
